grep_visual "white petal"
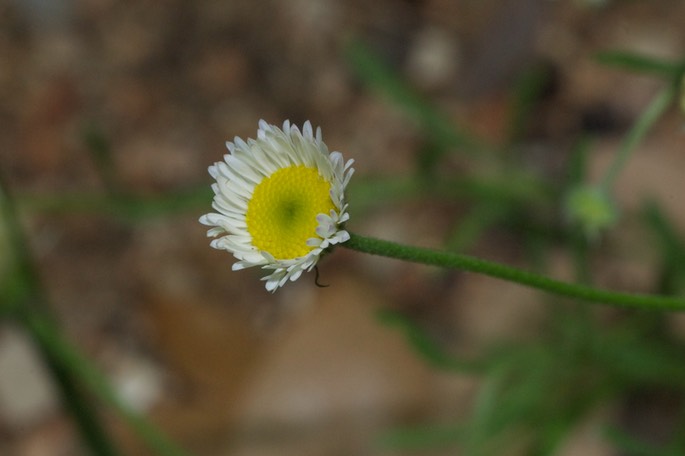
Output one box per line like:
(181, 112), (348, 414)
(200, 119), (353, 291)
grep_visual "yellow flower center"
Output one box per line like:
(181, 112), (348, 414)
(246, 165), (335, 260)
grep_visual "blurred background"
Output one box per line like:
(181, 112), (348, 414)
(1, 0), (685, 455)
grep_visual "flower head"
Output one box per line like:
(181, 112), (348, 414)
(565, 185), (618, 240)
(199, 120), (354, 292)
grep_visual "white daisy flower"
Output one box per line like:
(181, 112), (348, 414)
(199, 120), (355, 292)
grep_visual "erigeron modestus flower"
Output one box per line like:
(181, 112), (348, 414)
(199, 120), (354, 292)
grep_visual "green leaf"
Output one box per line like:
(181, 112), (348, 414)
(595, 51), (685, 78)
(376, 309), (484, 373)
(604, 427), (671, 456)
(376, 423), (463, 451)
(644, 202), (685, 268)
(344, 39), (487, 160)
(18, 186), (213, 221)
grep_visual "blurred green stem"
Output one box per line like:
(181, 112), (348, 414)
(0, 174), (121, 456)
(345, 39), (486, 157)
(83, 124), (120, 195)
(1, 174), (188, 456)
(20, 315), (121, 456)
(20, 309), (190, 456)
(600, 83), (676, 190)
(343, 233), (685, 310)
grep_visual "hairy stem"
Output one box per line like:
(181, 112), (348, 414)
(343, 233), (685, 310)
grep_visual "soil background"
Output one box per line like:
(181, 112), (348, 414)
(1, 1), (684, 455)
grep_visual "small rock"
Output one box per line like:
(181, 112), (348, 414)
(406, 26), (461, 92)
(0, 325), (58, 430)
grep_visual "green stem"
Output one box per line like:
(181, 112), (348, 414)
(28, 327), (121, 456)
(1, 173), (188, 456)
(22, 310), (190, 456)
(600, 83), (676, 190)
(343, 233), (685, 310)
(0, 174), (120, 456)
